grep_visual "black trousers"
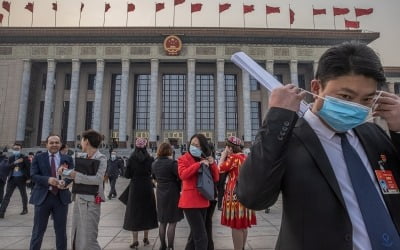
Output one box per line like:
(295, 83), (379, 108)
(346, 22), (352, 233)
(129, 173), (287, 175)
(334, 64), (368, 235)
(217, 173), (228, 209)
(206, 200), (217, 250)
(184, 208), (208, 250)
(0, 178), (5, 204)
(0, 176), (28, 214)
(108, 176), (117, 197)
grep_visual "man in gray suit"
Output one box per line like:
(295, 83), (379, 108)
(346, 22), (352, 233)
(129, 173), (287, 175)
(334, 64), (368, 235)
(237, 42), (400, 250)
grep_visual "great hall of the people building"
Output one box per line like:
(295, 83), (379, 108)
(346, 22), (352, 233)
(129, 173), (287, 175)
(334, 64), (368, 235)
(0, 27), (399, 149)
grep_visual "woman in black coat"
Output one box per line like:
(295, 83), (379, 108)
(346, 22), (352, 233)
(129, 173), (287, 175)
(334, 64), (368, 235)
(152, 143), (184, 250)
(123, 138), (158, 249)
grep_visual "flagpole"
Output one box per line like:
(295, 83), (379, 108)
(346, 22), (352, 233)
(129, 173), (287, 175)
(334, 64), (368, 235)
(243, 2), (245, 28)
(191, 11), (192, 27)
(312, 5), (315, 29)
(55, 1), (57, 27)
(103, 2), (106, 27)
(333, 6), (336, 29)
(173, 4), (176, 27)
(266, 9), (268, 28)
(289, 4), (291, 29)
(126, 2), (129, 27)
(8, 2), (10, 26)
(31, 2), (34, 27)
(79, 11), (82, 27)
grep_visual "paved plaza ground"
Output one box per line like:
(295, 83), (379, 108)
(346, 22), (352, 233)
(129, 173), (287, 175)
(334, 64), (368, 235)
(0, 177), (282, 250)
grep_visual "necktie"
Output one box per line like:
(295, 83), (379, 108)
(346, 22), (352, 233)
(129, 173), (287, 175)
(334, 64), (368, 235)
(50, 154), (58, 195)
(337, 133), (400, 249)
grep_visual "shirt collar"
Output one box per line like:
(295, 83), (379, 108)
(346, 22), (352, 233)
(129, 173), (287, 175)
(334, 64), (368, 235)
(48, 151), (60, 158)
(303, 109), (355, 140)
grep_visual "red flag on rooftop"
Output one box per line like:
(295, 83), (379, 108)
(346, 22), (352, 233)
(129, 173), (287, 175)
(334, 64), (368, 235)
(355, 8), (373, 17)
(333, 7), (349, 16)
(243, 5), (254, 14)
(219, 3), (231, 13)
(2, 1), (10, 12)
(345, 19), (360, 29)
(80, 2), (84, 12)
(105, 3), (111, 12)
(290, 8), (295, 25)
(0, 13), (3, 24)
(127, 3), (135, 12)
(52, 3), (57, 11)
(313, 8), (326, 15)
(25, 2), (34, 12)
(156, 3), (164, 12)
(266, 6), (280, 14)
(191, 3), (202, 13)
(174, 0), (185, 6)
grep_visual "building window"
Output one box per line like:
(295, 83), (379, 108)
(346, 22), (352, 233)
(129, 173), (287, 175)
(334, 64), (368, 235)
(395, 83), (400, 94)
(195, 74), (215, 130)
(298, 74), (305, 89)
(110, 74), (122, 130)
(225, 74), (238, 131)
(41, 73), (47, 90)
(135, 75), (150, 130)
(37, 101), (44, 146)
(61, 101), (69, 142)
(274, 74), (283, 83)
(64, 74), (71, 90)
(88, 74), (96, 90)
(162, 74), (186, 130)
(251, 101), (262, 140)
(250, 76), (260, 91)
(85, 101), (93, 130)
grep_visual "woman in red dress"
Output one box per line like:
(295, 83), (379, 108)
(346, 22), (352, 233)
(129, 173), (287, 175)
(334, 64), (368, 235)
(218, 136), (256, 250)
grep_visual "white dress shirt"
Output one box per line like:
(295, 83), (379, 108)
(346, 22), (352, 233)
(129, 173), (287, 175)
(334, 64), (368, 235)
(304, 109), (386, 250)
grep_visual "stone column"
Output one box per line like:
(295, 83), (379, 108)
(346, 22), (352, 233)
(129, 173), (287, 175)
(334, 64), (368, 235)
(92, 59), (105, 132)
(216, 59), (225, 147)
(66, 59), (80, 147)
(149, 59), (159, 146)
(118, 59), (130, 148)
(290, 60), (298, 86)
(15, 59), (32, 144)
(242, 70), (251, 146)
(187, 59), (196, 140)
(41, 59), (56, 144)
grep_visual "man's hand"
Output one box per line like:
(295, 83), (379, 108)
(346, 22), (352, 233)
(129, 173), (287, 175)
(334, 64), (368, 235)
(48, 177), (59, 186)
(269, 84), (306, 112)
(14, 158), (23, 164)
(57, 163), (68, 176)
(374, 91), (400, 132)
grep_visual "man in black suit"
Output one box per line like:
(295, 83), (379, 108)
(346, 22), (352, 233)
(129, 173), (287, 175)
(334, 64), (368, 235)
(0, 143), (30, 218)
(29, 135), (74, 250)
(237, 42), (400, 250)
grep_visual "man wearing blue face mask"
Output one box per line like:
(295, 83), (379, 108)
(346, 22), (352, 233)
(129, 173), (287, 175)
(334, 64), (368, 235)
(0, 143), (31, 218)
(237, 42), (400, 250)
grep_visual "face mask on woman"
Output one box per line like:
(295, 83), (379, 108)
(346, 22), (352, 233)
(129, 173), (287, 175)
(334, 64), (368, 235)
(189, 145), (203, 158)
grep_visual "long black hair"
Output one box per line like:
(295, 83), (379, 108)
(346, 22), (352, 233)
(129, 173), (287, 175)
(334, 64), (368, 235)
(189, 133), (211, 157)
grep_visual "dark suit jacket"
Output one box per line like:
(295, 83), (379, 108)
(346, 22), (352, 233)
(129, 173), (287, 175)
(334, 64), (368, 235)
(237, 107), (400, 250)
(29, 152), (74, 206)
(7, 154), (31, 180)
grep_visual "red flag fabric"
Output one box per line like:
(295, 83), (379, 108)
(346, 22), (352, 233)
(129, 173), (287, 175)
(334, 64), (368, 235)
(355, 8), (373, 17)
(174, 0), (185, 6)
(0, 13), (3, 23)
(127, 3), (135, 12)
(219, 3), (231, 13)
(333, 7), (349, 16)
(156, 3), (165, 12)
(313, 8), (326, 15)
(80, 2), (84, 12)
(25, 2), (34, 12)
(191, 3), (202, 13)
(266, 6), (280, 14)
(105, 3), (111, 12)
(52, 3), (57, 11)
(290, 8), (295, 25)
(2, 1), (10, 12)
(345, 19), (360, 29)
(243, 5), (254, 14)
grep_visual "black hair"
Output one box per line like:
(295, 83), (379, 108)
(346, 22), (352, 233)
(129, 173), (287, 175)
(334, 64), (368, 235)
(315, 41), (386, 87)
(60, 144), (67, 151)
(81, 129), (102, 148)
(189, 133), (211, 157)
(226, 141), (242, 154)
(13, 143), (22, 149)
(45, 134), (61, 143)
(130, 147), (151, 163)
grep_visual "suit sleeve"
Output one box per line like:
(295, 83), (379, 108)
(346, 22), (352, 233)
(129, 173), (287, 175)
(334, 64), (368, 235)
(74, 155), (107, 186)
(178, 156), (201, 180)
(390, 131), (400, 154)
(237, 107), (298, 210)
(210, 162), (219, 183)
(31, 155), (50, 187)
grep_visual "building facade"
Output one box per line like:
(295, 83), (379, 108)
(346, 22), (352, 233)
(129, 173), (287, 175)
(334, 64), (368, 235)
(0, 27), (398, 149)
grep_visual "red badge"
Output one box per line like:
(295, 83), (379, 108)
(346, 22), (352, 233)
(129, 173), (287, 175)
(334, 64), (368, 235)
(375, 170), (400, 194)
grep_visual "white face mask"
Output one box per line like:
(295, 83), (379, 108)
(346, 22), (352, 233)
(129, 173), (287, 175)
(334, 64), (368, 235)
(111, 155), (116, 161)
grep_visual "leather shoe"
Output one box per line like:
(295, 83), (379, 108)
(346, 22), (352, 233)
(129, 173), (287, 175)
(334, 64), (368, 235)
(0, 213), (4, 218)
(20, 209), (28, 215)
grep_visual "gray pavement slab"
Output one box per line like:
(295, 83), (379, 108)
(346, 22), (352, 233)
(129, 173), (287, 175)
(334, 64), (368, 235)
(0, 178), (281, 250)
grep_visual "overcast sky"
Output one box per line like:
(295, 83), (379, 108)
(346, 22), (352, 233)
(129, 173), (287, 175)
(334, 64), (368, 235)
(1, 0), (399, 66)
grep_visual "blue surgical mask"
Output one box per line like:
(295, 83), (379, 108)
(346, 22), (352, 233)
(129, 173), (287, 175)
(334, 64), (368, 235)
(317, 96), (370, 132)
(13, 150), (21, 158)
(189, 145), (203, 158)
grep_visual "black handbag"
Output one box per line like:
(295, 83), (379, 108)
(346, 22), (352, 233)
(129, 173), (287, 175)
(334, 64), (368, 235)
(72, 158), (100, 195)
(197, 163), (214, 200)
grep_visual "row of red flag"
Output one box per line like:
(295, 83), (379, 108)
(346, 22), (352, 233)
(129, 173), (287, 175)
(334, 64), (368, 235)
(0, 0), (373, 29)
